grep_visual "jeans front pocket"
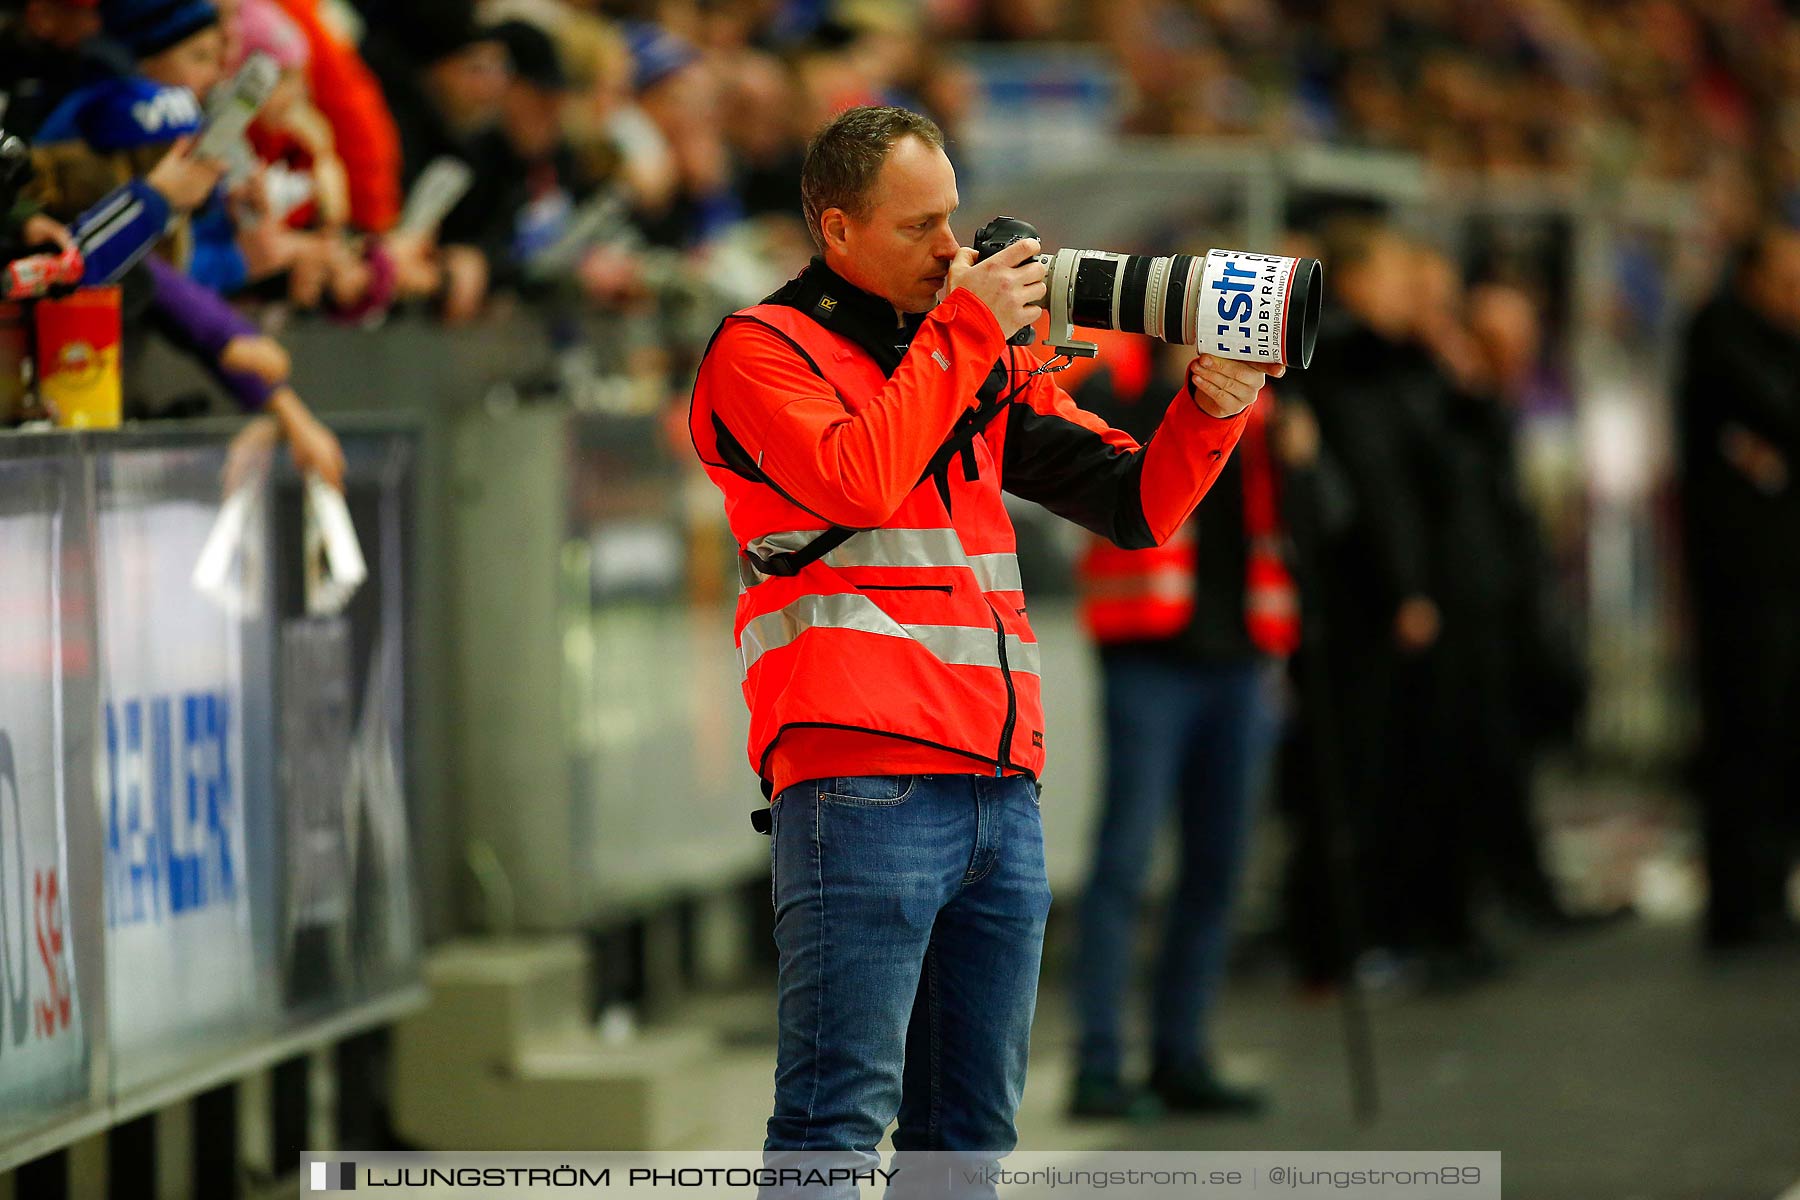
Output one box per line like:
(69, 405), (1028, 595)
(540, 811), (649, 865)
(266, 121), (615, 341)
(819, 774), (918, 806)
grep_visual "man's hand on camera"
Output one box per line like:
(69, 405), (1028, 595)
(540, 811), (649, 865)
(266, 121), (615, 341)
(1188, 354), (1283, 418)
(943, 237), (1046, 340)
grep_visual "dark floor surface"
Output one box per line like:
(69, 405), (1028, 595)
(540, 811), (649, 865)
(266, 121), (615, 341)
(689, 769), (1799, 1200)
(1067, 919), (1800, 1200)
(694, 916), (1800, 1200)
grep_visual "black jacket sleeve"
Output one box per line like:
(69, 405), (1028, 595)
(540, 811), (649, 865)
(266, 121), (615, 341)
(997, 348), (1248, 549)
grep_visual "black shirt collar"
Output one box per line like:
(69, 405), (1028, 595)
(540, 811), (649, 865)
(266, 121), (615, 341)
(765, 257), (928, 376)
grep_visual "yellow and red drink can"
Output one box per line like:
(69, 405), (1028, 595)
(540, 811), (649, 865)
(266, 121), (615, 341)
(35, 286), (123, 429)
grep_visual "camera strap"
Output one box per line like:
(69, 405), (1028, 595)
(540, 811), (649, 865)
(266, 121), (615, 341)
(739, 353), (1038, 581)
(729, 261), (1055, 580)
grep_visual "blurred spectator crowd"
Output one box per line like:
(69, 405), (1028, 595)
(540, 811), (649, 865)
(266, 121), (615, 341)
(10, 0), (1796, 349)
(1099, 0), (1790, 196)
(0, 0), (992, 353)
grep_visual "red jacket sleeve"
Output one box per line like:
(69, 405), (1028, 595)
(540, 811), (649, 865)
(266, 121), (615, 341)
(698, 288), (1006, 528)
(998, 348), (1251, 548)
(275, 0), (402, 232)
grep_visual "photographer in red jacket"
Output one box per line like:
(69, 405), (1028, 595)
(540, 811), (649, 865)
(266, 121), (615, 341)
(690, 105), (1277, 1184)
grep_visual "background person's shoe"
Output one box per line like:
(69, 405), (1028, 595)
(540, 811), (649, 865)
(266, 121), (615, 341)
(1068, 1073), (1165, 1120)
(1147, 1063), (1268, 1117)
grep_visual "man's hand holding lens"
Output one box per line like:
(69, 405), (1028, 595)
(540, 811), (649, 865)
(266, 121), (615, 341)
(1189, 354), (1282, 418)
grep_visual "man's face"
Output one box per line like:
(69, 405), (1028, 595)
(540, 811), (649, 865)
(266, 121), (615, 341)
(822, 134), (960, 315)
(26, 1), (102, 51)
(139, 26), (226, 97)
(503, 82), (564, 161)
(1468, 285), (1539, 392)
(1338, 231), (1414, 340)
(428, 42), (508, 132)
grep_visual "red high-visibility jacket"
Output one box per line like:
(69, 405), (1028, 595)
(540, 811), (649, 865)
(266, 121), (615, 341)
(690, 262), (1250, 798)
(1077, 528), (1200, 643)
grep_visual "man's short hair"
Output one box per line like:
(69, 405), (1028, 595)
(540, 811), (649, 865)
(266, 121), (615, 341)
(800, 105), (945, 252)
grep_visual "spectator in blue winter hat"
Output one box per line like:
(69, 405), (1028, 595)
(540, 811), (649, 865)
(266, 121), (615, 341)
(30, 0), (259, 291)
(623, 20), (743, 247)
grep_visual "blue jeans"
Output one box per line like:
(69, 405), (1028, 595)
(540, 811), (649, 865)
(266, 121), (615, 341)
(764, 773), (1051, 1190)
(1072, 653), (1280, 1079)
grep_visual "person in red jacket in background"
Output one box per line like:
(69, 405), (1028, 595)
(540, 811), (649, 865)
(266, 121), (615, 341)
(1067, 337), (1313, 1120)
(690, 105), (1277, 1181)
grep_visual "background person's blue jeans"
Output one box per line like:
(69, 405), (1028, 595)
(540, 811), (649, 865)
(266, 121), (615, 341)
(1072, 652), (1281, 1080)
(764, 772), (1051, 1178)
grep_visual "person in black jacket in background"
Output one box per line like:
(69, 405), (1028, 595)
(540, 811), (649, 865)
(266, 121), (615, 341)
(1463, 280), (1600, 930)
(1293, 219), (1459, 985)
(1413, 252), (1610, 951)
(360, 0), (501, 184)
(1378, 245), (1501, 985)
(360, 0), (502, 322)
(442, 20), (602, 296)
(1678, 224), (1800, 955)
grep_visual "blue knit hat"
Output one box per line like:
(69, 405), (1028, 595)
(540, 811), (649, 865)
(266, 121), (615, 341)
(622, 21), (698, 94)
(102, 0), (221, 60)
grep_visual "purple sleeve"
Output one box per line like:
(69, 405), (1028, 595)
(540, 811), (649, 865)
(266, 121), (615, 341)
(141, 255), (279, 411)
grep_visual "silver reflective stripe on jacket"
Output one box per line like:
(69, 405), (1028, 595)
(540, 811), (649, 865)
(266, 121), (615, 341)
(740, 591), (1041, 679)
(742, 527), (1024, 593)
(967, 552), (1023, 593)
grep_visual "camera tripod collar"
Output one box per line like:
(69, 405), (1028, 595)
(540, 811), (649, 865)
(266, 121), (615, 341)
(1043, 248), (1099, 359)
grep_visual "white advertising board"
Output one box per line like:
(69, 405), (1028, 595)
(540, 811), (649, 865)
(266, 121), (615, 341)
(0, 504), (89, 1118)
(97, 489), (262, 1091)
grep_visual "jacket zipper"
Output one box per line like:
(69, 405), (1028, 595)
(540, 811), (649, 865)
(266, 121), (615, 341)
(856, 584), (954, 593)
(993, 611), (1017, 775)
